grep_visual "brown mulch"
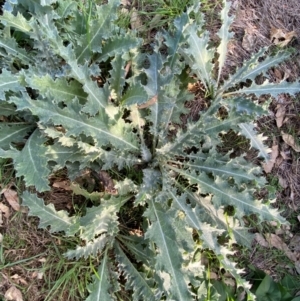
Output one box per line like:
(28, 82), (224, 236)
(226, 0), (300, 207)
(223, 0), (300, 280)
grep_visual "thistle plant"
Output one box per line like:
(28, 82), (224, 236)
(0, 0), (299, 299)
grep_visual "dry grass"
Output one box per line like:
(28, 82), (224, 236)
(0, 188), (91, 301)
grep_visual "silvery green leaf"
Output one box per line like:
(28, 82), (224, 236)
(0, 11), (32, 32)
(74, 0), (119, 63)
(12, 129), (51, 192)
(239, 123), (270, 161)
(85, 251), (112, 301)
(0, 69), (25, 100)
(220, 49), (291, 93)
(217, 0), (234, 84)
(0, 123), (35, 150)
(22, 191), (79, 235)
(114, 241), (156, 301)
(145, 201), (194, 300)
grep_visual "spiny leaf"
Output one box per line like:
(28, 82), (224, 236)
(79, 196), (129, 242)
(85, 250), (112, 301)
(58, 47), (110, 115)
(143, 51), (177, 139)
(135, 169), (161, 205)
(217, 0), (234, 84)
(181, 150), (265, 185)
(22, 191), (79, 235)
(168, 188), (206, 231)
(0, 11), (32, 32)
(0, 36), (34, 64)
(225, 79), (300, 98)
(75, 0), (119, 63)
(163, 13), (188, 73)
(0, 102), (17, 116)
(168, 166), (285, 223)
(145, 200), (193, 300)
(121, 83), (148, 106)
(114, 241), (156, 301)
(168, 188), (255, 297)
(10, 95), (139, 151)
(56, 0), (77, 19)
(117, 234), (154, 264)
(0, 69), (25, 100)
(220, 49), (291, 93)
(30, 75), (88, 103)
(97, 33), (141, 62)
(221, 96), (268, 117)
(109, 55), (126, 101)
(46, 142), (86, 169)
(79, 204), (120, 241)
(37, 25), (109, 115)
(13, 129), (51, 192)
(65, 234), (108, 260)
(183, 23), (214, 88)
(143, 52), (163, 97)
(70, 183), (103, 202)
(239, 123), (270, 161)
(171, 180), (253, 248)
(0, 123), (35, 150)
(188, 192), (254, 247)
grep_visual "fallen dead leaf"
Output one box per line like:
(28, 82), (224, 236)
(270, 27), (297, 47)
(242, 27), (256, 51)
(254, 233), (269, 248)
(138, 95), (158, 109)
(130, 8), (142, 30)
(263, 144), (279, 173)
(265, 233), (297, 262)
(290, 190), (295, 202)
(11, 274), (28, 286)
(223, 277), (235, 287)
(275, 155), (283, 168)
(295, 261), (300, 274)
(38, 257), (47, 263)
(237, 291), (246, 301)
(281, 132), (300, 152)
(124, 61), (131, 78)
(288, 202), (297, 211)
(0, 202), (10, 220)
(187, 83), (198, 93)
(269, 221), (278, 227)
(37, 272), (44, 280)
(209, 272), (218, 280)
(4, 286), (23, 301)
(120, 0), (130, 5)
(280, 150), (290, 160)
(31, 271), (44, 280)
(31, 271), (38, 279)
(52, 180), (71, 190)
(275, 104), (286, 128)
(273, 69), (283, 81)
(290, 234), (300, 252)
(278, 175), (288, 189)
(275, 228), (284, 235)
(1, 188), (20, 211)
